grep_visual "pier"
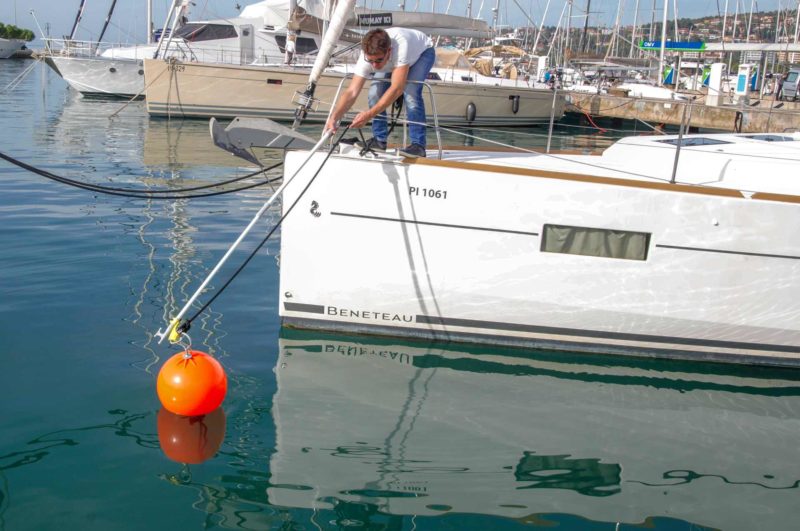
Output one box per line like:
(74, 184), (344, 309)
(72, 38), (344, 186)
(566, 92), (800, 133)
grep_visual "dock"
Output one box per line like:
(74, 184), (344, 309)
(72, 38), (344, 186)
(566, 92), (800, 133)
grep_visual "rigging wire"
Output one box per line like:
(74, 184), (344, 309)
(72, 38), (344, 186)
(0, 151), (284, 200)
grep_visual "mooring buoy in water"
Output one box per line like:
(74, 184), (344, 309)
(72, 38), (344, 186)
(157, 350), (227, 417)
(157, 406), (226, 464)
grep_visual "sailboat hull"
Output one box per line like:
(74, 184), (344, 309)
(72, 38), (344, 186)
(143, 59), (565, 126)
(278, 146), (800, 366)
(46, 56), (145, 98)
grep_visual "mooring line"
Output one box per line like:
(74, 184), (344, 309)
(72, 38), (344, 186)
(0, 150), (283, 199)
(156, 127), (346, 344)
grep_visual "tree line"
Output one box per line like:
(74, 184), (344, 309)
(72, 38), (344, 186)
(0, 23), (35, 42)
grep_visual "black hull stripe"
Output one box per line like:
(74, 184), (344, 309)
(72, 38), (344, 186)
(656, 244), (800, 260)
(284, 302), (325, 314)
(282, 303), (798, 354)
(331, 212), (539, 236)
(416, 314), (799, 354)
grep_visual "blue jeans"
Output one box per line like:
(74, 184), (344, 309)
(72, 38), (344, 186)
(368, 47), (435, 147)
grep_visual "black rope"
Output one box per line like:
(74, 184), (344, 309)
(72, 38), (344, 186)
(0, 151), (284, 199)
(179, 127), (351, 330)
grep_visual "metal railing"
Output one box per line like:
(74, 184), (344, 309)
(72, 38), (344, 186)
(327, 75), (443, 160)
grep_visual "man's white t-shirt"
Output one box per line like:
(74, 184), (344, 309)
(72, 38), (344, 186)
(354, 28), (433, 78)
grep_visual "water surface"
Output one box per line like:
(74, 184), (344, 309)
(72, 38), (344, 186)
(0, 59), (798, 530)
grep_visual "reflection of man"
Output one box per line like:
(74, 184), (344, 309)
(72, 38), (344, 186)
(325, 28), (435, 157)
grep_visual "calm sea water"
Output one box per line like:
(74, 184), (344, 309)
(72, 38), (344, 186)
(1, 60), (799, 531)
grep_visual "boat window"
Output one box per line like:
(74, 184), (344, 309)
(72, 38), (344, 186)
(786, 71), (799, 83)
(426, 72), (442, 80)
(741, 134), (796, 142)
(275, 35), (319, 55)
(656, 137), (732, 147)
(173, 23), (238, 42)
(541, 224), (651, 261)
(461, 76), (474, 82)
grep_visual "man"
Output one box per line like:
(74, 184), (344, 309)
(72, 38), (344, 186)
(325, 28), (435, 157)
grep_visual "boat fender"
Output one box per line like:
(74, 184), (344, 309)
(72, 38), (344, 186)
(509, 95), (520, 114)
(466, 102), (477, 122)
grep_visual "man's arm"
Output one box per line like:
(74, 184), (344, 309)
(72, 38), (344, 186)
(351, 64), (410, 129)
(325, 75), (367, 133)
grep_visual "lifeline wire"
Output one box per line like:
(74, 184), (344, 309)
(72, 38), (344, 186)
(0, 151), (284, 199)
(180, 127), (351, 331)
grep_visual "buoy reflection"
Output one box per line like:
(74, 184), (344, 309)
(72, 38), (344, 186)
(157, 406), (226, 464)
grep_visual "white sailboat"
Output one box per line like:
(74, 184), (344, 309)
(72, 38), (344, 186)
(276, 130), (800, 366)
(143, 2), (563, 125)
(0, 38), (26, 59)
(45, 0), (323, 98)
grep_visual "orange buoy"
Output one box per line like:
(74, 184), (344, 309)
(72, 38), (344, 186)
(157, 406), (226, 464)
(157, 350), (227, 417)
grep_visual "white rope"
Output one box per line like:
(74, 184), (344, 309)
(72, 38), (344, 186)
(155, 129), (333, 344)
(1, 60), (39, 95)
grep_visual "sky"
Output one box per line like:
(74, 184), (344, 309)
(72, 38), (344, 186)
(0, 0), (788, 44)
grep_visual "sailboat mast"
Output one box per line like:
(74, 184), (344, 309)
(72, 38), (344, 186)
(146, 0), (153, 44)
(649, 0), (656, 40)
(581, 0), (591, 52)
(630, 0), (641, 57)
(658, 0), (668, 86)
(565, 0), (573, 63)
(722, 0), (729, 44)
(69, 0), (87, 40)
(746, 0), (755, 42)
(96, 0), (118, 44)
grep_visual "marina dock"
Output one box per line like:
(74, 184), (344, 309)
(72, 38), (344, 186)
(566, 92), (800, 133)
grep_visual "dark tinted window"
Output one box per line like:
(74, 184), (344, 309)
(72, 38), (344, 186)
(541, 224), (651, 261)
(173, 23), (238, 42)
(275, 35), (318, 55)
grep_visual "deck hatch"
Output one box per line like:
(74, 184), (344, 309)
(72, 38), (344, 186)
(541, 224), (651, 261)
(656, 137), (731, 147)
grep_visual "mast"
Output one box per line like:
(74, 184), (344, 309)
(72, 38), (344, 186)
(722, 0), (729, 45)
(565, 0), (573, 63)
(672, 0), (678, 41)
(630, 0), (641, 57)
(96, 0), (118, 44)
(69, 0), (87, 40)
(649, 0), (656, 40)
(658, 0), (668, 86)
(147, 0), (153, 44)
(581, 0), (591, 52)
(746, 0), (755, 42)
(532, 0), (552, 57)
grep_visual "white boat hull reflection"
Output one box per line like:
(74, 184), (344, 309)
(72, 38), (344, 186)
(270, 332), (800, 529)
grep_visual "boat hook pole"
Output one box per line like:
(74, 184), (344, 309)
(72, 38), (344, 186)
(154, 130), (333, 345)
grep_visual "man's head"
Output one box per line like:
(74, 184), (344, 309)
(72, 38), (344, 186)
(362, 29), (391, 68)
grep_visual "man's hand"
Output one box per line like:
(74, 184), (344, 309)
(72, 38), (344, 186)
(351, 110), (372, 129)
(324, 117), (339, 134)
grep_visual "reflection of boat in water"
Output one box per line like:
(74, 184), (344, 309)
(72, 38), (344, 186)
(270, 330), (800, 529)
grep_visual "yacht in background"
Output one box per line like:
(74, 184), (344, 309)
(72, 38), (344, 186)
(0, 38), (25, 59)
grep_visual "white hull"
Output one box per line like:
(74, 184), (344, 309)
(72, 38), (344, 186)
(0, 38), (25, 59)
(270, 332), (800, 528)
(46, 56), (145, 97)
(278, 133), (800, 366)
(143, 59), (565, 126)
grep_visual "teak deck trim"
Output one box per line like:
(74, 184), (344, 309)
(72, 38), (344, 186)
(403, 156), (800, 204)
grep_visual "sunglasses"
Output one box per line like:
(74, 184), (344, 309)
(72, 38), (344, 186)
(365, 53), (388, 65)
